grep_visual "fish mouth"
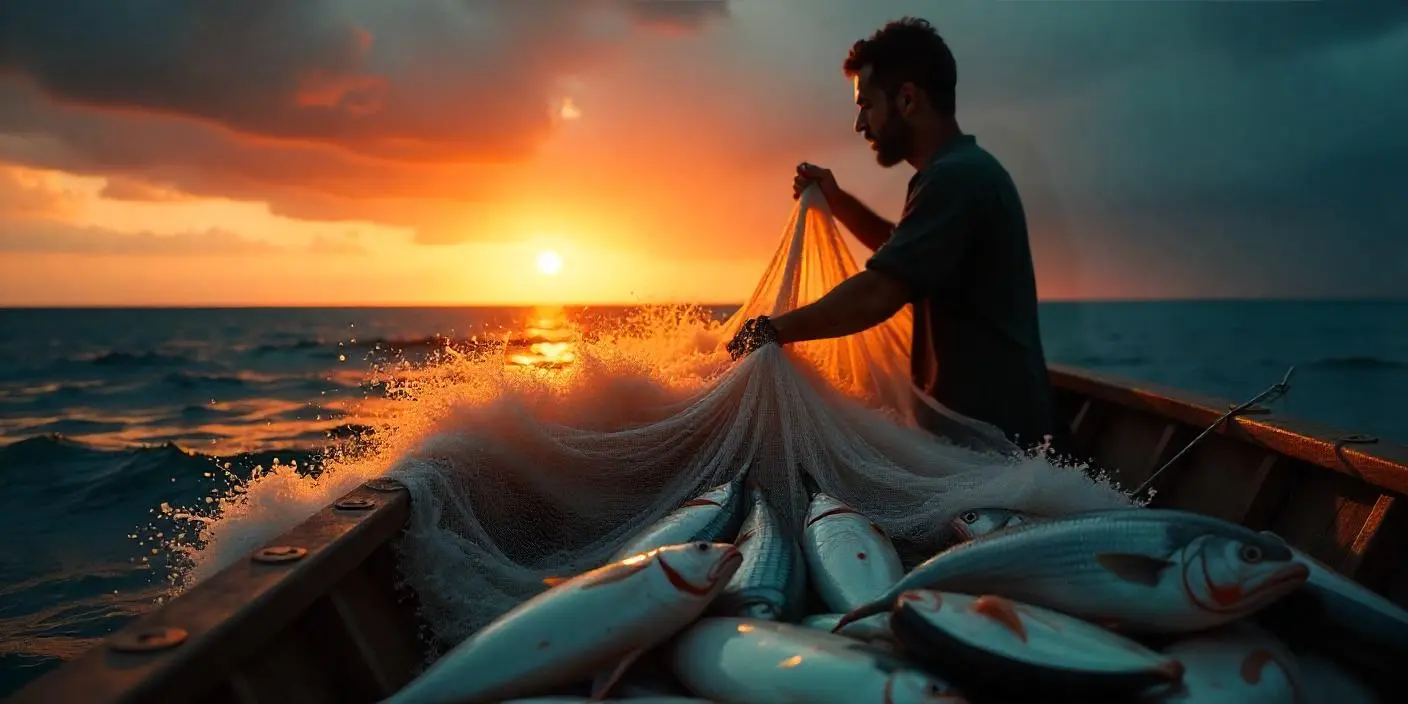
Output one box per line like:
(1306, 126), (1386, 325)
(1192, 562), (1310, 613)
(709, 546), (744, 582)
(1248, 563), (1310, 600)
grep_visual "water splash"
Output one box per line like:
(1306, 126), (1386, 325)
(146, 303), (737, 595)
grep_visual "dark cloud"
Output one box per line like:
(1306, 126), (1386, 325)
(0, 1), (738, 245)
(0, 1), (726, 161)
(0, 0), (1404, 296)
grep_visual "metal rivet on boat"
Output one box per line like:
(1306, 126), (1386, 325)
(109, 626), (188, 653)
(363, 478), (405, 492)
(335, 498), (376, 511)
(253, 545), (308, 564)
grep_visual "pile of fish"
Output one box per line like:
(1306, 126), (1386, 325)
(384, 469), (1404, 703)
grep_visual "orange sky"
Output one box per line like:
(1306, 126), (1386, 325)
(0, 1), (1400, 306)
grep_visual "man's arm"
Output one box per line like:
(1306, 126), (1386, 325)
(828, 189), (895, 252)
(768, 270), (909, 344)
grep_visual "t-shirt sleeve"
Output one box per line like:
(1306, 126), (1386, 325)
(865, 164), (977, 301)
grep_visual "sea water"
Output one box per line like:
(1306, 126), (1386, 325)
(0, 299), (1403, 695)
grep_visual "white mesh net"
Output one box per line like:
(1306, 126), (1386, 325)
(380, 185), (1137, 649)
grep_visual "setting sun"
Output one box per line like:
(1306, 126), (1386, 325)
(536, 250), (564, 276)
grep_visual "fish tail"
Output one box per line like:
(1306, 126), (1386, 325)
(832, 599), (887, 633)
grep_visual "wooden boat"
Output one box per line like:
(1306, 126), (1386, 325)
(10, 364), (1408, 703)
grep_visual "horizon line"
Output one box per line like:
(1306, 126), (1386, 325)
(1, 295), (1405, 310)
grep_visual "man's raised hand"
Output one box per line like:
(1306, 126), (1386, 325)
(794, 162), (840, 203)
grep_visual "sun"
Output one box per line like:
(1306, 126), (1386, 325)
(536, 250), (564, 276)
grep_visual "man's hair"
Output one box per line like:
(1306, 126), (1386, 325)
(843, 17), (957, 116)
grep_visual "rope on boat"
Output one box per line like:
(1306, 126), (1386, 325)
(1133, 365), (1297, 497)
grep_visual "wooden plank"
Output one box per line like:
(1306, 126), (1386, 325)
(8, 483), (412, 704)
(1049, 365), (1408, 496)
(1086, 410), (1175, 492)
(324, 555), (425, 698)
(1267, 468), (1384, 570)
(1152, 435), (1284, 524)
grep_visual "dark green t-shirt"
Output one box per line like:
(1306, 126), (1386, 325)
(865, 134), (1054, 446)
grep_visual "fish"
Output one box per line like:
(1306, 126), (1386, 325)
(710, 487), (807, 621)
(949, 507), (1041, 542)
(802, 613), (897, 645)
(888, 590), (1183, 700)
(667, 617), (967, 704)
(1152, 623), (1306, 703)
(609, 468), (750, 563)
(1255, 531), (1408, 657)
(802, 492), (905, 613)
(833, 508), (1309, 635)
(383, 542), (743, 704)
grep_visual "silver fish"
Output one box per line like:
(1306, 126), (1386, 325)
(668, 618), (967, 704)
(610, 469), (749, 562)
(803, 492), (905, 612)
(1257, 530), (1408, 655)
(949, 507), (1041, 542)
(711, 487), (806, 621)
(834, 508), (1309, 635)
(802, 613), (897, 645)
(384, 542), (742, 704)
(889, 590), (1183, 698)
(1154, 623), (1306, 703)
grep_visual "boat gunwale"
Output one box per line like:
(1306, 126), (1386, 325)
(9, 364), (1408, 702)
(6, 481), (413, 704)
(1048, 363), (1408, 496)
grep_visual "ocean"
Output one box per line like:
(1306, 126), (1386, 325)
(1, 299), (1404, 695)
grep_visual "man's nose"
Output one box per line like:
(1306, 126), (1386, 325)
(854, 113), (866, 134)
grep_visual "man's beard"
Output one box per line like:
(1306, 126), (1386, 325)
(870, 119), (912, 167)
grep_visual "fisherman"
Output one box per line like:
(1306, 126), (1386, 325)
(727, 17), (1056, 449)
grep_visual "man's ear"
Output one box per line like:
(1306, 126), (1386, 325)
(897, 83), (918, 116)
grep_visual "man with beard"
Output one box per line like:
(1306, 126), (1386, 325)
(727, 17), (1055, 449)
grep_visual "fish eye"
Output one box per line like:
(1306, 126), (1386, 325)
(961, 511), (978, 523)
(695, 542), (709, 551)
(1239, 544), (1263, 563)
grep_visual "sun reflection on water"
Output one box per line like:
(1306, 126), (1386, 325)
(506, 306), (579, 369)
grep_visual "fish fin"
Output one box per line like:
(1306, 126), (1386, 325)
(541, 576), (566, 587)
(833, 599), (888, 633)
(970, 595), (1028, 643)
(590, 647), (645, 700)
(1095, 553), (1174, 586)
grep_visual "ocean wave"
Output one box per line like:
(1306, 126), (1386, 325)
(1302, 355), (1406, 371)
(88, 351), (197, 368)
(0, 434), (322, 496)
(1069, 354), (1150, 368)
(161, 371), (251, 388)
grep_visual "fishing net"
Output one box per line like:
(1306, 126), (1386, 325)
(382, 185), (1136, 649)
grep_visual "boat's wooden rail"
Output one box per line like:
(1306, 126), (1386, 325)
(8, 480), (424, 704)
(1048, 364), (1408, 605)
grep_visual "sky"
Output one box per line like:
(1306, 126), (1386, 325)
(0, 0), (1404, 306)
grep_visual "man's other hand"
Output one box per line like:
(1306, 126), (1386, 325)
(794, 162), (840, 203)
(726, 316), (781, 361)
